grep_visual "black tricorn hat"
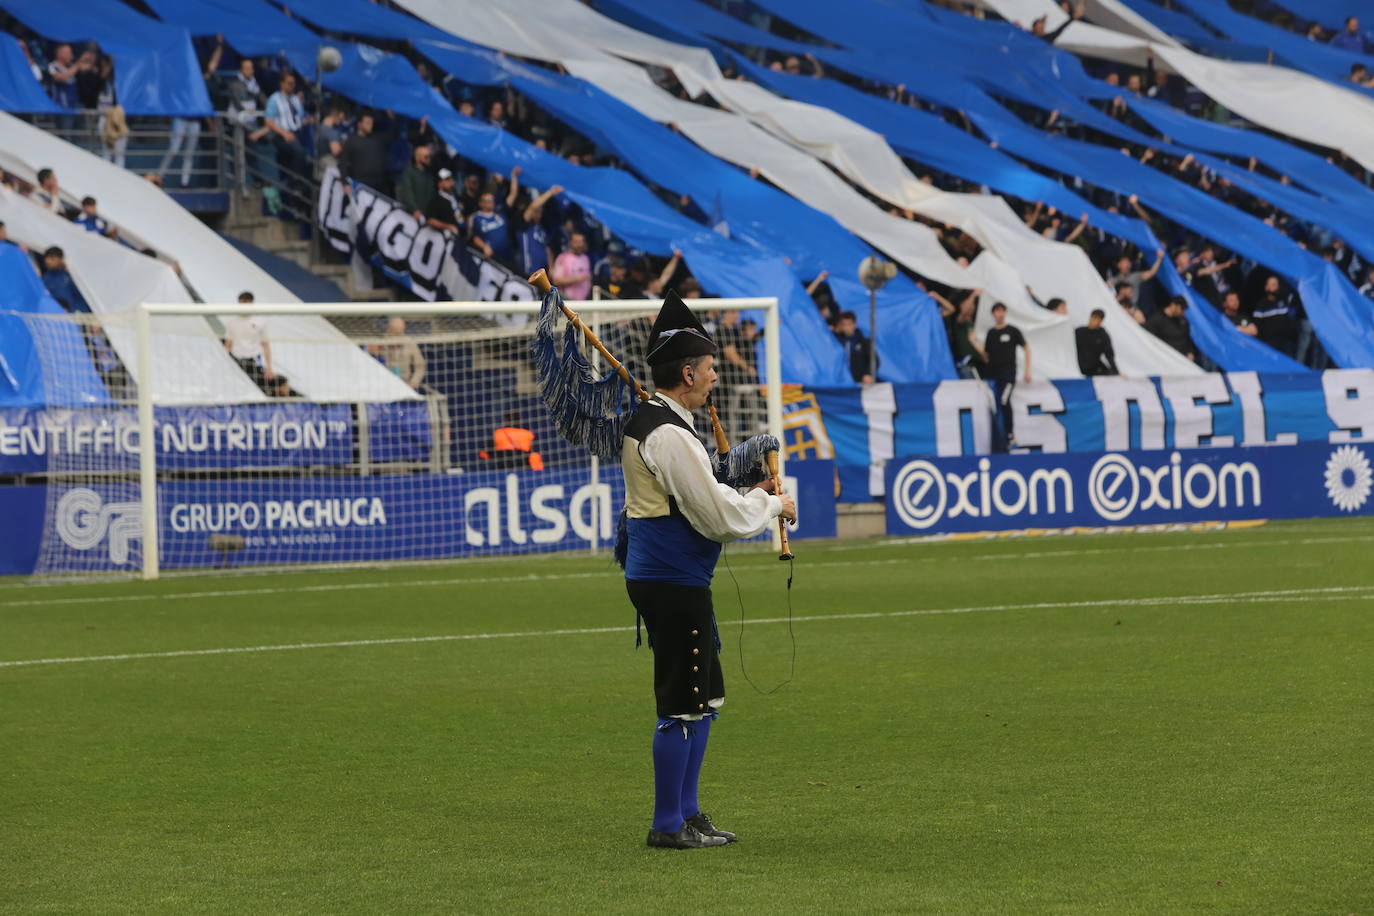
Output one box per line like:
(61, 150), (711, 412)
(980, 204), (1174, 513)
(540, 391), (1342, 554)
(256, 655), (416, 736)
(645, 289), (716, 366)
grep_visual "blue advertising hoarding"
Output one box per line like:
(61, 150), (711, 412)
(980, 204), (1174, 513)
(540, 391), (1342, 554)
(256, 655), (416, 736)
(0, 460), (837, 575)
(885, 442), (1374, 536)
(0, 403), (357, 473)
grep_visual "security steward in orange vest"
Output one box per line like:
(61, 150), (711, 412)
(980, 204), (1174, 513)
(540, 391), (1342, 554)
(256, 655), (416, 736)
(480, 411), (544, 470)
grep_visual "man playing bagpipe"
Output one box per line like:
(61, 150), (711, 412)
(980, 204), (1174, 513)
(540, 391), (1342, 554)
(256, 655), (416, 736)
(528, 274), (797, 849)
(621, 294), (797, 849)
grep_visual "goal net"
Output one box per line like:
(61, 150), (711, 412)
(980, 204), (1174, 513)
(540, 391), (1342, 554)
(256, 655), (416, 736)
(10, 297), (781, 579)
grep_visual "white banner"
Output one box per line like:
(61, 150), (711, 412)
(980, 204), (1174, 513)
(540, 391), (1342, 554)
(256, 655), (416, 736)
(396, 0), (1202, 380)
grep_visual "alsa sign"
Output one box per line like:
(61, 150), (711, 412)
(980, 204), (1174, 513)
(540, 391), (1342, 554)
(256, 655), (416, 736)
(885, 443), (1373, 535)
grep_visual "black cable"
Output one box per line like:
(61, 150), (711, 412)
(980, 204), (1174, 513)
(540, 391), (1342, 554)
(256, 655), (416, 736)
(722, 544), (795, 695)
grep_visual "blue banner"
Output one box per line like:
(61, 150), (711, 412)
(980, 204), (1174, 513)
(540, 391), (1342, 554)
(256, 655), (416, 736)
(0, 0), (213, 116)
(784, 458), (837, 541)
(0, 403), (354, 474)
(2, 460), (839, 574)
(886, 441), (1374, 535)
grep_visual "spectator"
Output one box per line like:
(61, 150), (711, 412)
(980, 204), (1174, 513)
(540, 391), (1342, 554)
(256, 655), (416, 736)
(1330, 16), (1369, 53)
(714, 308), (757, 391)
(1221, 291), (1257, 336)
(397, 143), (436, 219)
(1046, 297), (1069, 316)
(467, 172), (518, 265)
(603, 257), (645, 300)
(1107, 249), (1163, 309)
(407, 114), (441, 160)
(159, 36), (221, 187)
(32, 168), (66, 215)
(227, 59), (274, 183)
(513, 183), (562, 276)
(425, 168), (462, 233)
(1075, 308), (1118, 376)
(381, 317), (425, 389)
(40, 247), (90, 314)
(223, 292), (287, 396)
(552, 232), (592, 299)
(1193, 245), (1238, 305)
(1252, 276), (1301, 357)
(951, 293), (987, 380)
(984, 303), (1031, 447)
(1359, 265), (1374, 299)
(833, 310), (875, 384)
(1115, 283), (1146, 324)
(1172, 248), (1196, 285)
(1146, 295), (1196, 361)
(74, 197), (115, 238)
(264, 70), (312, 183)
(645, 249), (684, 297)
(317, 104), (349, 167)
(459, 171), (484, 215)
(338, 110), (392, 195)
(43, 44), (84, 116)
(75, 53), (126, 168)
(488, 99), (509, 131)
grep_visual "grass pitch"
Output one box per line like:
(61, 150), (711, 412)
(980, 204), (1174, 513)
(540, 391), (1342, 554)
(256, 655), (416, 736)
(3, 518), (1373, 914)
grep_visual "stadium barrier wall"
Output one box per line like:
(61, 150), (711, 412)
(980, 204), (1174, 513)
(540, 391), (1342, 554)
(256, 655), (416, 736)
(884, 441), (1374, 536)
(0, 459), (835, 576)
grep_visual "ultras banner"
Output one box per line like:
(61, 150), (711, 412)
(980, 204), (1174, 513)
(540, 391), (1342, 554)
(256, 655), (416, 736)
(315, 166), (535, 303)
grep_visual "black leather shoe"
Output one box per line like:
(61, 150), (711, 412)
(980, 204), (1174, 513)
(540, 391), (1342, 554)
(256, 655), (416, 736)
(646, 822), (729, 849)
(685, 812), (737, 843)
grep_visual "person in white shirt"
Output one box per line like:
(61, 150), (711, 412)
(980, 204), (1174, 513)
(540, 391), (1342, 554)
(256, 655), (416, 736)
(619, 291), (796, 850)
(265, 70), (312, 184)
(223, 291), (285, 395)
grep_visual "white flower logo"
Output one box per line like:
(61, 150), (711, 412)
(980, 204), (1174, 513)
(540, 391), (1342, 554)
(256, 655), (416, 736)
(1324, 446), (1373, 513)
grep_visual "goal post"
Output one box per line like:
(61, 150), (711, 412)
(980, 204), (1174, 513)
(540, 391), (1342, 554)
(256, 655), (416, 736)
(119, 296), (781, 581)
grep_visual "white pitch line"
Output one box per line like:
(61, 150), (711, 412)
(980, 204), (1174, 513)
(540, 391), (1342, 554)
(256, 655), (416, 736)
(5, 534), (1374, 611)
(2, 584), (1372, 670)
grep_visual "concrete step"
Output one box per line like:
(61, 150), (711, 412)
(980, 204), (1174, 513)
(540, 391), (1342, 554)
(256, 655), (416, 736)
(267, 240), (312, 270)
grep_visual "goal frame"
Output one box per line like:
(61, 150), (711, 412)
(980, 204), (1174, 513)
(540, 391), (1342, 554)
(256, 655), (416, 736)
(134, 296), (783, 580)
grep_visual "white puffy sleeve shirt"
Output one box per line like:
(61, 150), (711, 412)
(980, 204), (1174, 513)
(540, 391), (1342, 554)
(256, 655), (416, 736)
(639, 397), (782, 543)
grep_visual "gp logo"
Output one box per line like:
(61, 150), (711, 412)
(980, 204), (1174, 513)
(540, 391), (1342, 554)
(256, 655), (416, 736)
(54, 488), (142, 565)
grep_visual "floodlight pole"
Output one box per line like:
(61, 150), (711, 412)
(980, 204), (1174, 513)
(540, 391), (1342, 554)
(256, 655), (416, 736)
(858, 256), (896, 384)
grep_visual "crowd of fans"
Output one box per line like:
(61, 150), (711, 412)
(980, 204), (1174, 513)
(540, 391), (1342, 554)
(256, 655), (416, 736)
(8, 0), (1373, 392)
(763, 0), (1373, 376)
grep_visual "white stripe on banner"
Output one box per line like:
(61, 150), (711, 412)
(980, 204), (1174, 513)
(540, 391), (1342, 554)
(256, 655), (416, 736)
(862, 382), (896, 497)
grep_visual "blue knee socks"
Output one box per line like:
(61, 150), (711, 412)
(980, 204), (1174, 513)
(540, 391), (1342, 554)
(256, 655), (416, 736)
(651, 718), (692, 832)
(650, 716), (714, 832)
(680, 715), (711, 821)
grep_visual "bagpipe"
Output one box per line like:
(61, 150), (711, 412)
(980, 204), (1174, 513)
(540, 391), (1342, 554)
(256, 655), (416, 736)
(526, 269), (793, 560)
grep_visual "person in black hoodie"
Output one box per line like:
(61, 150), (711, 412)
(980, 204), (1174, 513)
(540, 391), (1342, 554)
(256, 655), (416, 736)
(1146, 296), (1196, 362)
(1075, 309), (1119, 376)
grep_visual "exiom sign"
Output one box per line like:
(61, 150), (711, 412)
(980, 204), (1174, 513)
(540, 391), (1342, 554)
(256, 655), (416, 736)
(885, 443), (1374, 535)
